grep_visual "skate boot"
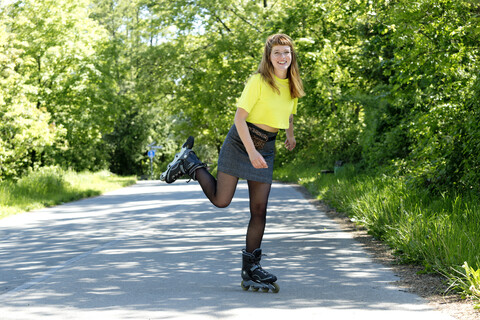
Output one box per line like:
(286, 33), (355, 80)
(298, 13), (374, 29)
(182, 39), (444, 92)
(160, 136), (194, 183)
(182, 150), (207, 181)
(241, 248), (279, 293)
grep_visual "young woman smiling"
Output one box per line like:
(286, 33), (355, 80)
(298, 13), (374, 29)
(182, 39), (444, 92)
(161, 33), (305, 292)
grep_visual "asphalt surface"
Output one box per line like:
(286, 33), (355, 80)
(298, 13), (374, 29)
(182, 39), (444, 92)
(0, 180), (456, 320)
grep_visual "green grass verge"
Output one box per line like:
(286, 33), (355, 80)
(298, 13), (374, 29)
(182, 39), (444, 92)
(275, 159), (480, 307)
(0, 166), (136, 219)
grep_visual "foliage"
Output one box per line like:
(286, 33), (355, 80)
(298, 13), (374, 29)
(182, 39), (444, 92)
(2, 0), (480, 189)
(448, 262), (480, 308)
(359, 0), (480, 193)
(0, 11), (62, 179)
(1, 0), (112, 177)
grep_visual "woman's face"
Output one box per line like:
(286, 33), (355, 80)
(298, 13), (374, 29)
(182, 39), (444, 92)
(270, 45), (292, 78)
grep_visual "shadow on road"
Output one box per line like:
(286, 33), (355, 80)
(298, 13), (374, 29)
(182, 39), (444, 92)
(0, 181), (438, 318)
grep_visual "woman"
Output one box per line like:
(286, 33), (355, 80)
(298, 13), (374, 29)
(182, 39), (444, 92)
(161, 33), (305, 292)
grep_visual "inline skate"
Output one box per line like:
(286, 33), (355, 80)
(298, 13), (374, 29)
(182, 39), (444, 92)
(241, 248), (279, 293)
(160, 136), (206, 183)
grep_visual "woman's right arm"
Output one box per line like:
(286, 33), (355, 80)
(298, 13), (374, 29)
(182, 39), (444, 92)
(234, 108), (268, 169)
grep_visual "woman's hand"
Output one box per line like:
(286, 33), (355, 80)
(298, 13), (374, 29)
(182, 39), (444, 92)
(285, 114), (296, 151)
(285, 135), (296, 151)
(249, 149), (268, 169)
(234, 108), (268, 169)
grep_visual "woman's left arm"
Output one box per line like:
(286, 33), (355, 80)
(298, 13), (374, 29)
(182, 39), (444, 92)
(285, 114), (296, 151)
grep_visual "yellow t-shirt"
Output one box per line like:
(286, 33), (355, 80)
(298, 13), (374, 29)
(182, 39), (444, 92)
(236, 73), (298, 129)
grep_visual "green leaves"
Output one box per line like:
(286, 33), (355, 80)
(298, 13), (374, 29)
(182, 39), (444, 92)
(0, 13), (62, 179)
(358, 0), (480, 193)
(2, 0), (480, 189)
(1, 0), (113, 178)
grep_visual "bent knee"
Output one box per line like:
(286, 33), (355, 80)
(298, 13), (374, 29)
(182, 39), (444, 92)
(213, 199), (231, 208)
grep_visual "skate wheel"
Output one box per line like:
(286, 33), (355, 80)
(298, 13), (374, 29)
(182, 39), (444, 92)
(261, 287), (269, 293)
(252, 287), (259, 292)
(271, 283), (280, 293)
(241, 281), (250, 291)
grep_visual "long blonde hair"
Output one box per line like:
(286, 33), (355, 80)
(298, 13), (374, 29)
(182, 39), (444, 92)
(257, 34), (305, 99)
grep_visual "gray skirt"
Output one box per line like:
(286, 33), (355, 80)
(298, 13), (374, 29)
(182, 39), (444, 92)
(217, 123), (277, 184)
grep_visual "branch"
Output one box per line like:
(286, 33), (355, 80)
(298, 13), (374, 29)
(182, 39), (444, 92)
(212, 12), (231, 32)
(226, 6), (261, 33)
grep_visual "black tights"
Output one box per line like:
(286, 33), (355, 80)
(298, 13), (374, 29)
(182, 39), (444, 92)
(195, 168), (272, 253)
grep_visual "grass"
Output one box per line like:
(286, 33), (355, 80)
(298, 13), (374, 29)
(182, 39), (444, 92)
(0, 166), (136, 219)
(448, 262), (480, 309)
(275, 159), (480, 307)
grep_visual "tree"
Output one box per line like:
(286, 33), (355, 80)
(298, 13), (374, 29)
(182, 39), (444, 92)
(0, 6), (62, 180)
(3, 0), (114, 171)
(359, 0), (480, 192)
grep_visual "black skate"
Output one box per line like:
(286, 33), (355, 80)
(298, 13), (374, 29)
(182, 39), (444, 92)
(160, 136), (194, 183)
(241, 248), (279, 293)
(182, 149), (207, 181)
(160, 136), (207, 183)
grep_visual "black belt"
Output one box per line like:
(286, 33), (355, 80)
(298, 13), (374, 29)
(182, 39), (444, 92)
(246, 122), (277, 141)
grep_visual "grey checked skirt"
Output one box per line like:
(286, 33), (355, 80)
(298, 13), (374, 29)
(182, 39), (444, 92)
(217, 123), (277, 184)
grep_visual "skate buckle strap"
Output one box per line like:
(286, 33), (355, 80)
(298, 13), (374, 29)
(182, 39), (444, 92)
(184, 153), (207, 183)
(250, 264), (271, 281)
(250, 264), (260, 272)
(250, 263), (269, 276)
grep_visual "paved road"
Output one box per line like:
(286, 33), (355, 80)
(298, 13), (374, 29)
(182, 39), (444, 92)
(0, 181), (456, 320)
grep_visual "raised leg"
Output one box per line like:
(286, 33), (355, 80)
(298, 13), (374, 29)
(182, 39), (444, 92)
(195, 169), (239, 208)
